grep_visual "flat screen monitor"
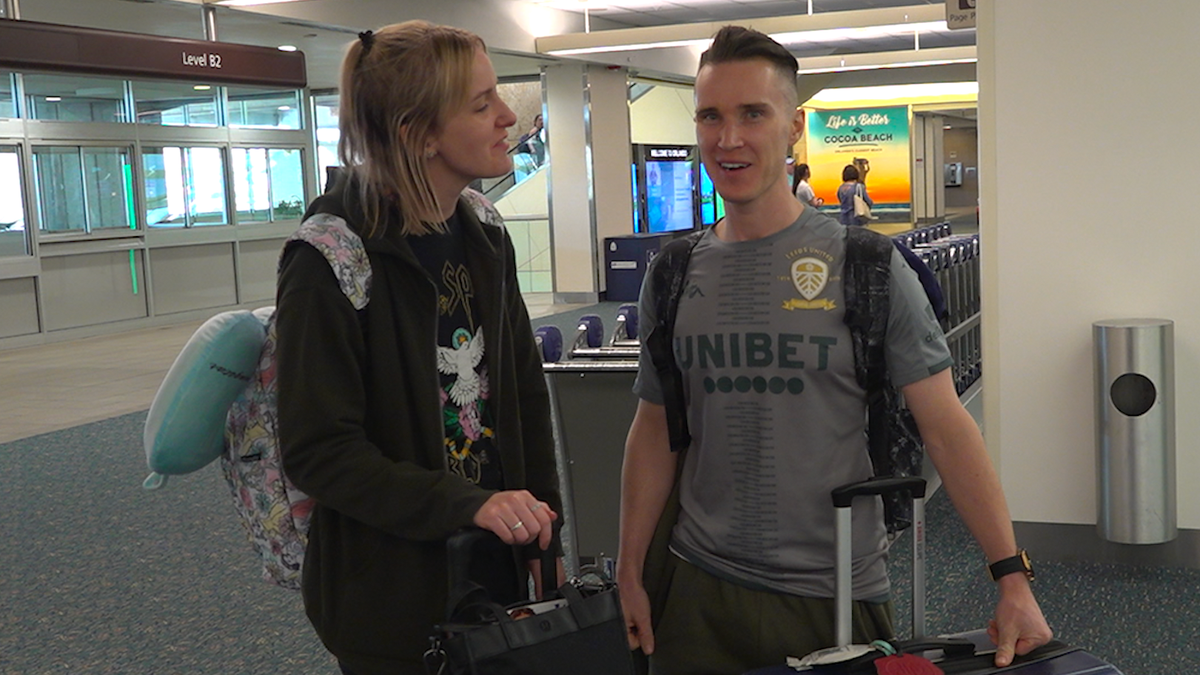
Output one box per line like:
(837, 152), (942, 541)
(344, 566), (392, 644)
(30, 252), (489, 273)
(699, 163), (725, 226)
(645, 159), (694, 233)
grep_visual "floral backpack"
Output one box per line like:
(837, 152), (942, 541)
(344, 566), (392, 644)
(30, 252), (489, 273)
(222, 189), (504, 590)
(221, 213), (372, 590)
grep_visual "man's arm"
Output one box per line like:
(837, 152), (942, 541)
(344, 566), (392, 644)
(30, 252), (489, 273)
(901, 368), (1053, 667)
(616, 400), (678, 655)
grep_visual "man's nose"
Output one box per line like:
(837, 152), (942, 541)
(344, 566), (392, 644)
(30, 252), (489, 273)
(717, 122), (742, 149)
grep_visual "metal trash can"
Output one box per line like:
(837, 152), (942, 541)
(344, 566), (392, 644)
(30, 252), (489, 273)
(1093, 319), (1176, 544)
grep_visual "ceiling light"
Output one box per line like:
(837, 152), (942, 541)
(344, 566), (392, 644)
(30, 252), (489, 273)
(193, 85), (212, 91)
(215, 0), (308, 6)
(797, 46), (976, 75)
(807, 82), (978, 104)
(277, 45), (298, 52)
(773, 21), (946, 46)
(548, 38), (711, 56)
(537, 4), (947, 56)
(46, 96), (61, 102)
(800, 56), (976, 74)
(278, 106), (292, 111)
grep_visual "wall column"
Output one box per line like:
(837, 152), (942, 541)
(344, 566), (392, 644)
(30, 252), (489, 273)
(544, 63), (634, 303)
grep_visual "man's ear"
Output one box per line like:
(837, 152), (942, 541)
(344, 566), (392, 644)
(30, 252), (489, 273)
(790, 106), (805, 145)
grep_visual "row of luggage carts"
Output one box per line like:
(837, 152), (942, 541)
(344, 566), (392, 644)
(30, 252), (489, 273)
(531, 305), (643, 580)
(899, 223), (982, 397)
(533, 303), (640, 364)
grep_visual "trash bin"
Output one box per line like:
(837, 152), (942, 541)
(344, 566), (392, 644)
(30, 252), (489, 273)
(1093, 319), (1176, 544)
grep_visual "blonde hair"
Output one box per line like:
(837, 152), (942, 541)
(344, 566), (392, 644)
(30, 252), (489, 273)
(338, 21), (485, 237)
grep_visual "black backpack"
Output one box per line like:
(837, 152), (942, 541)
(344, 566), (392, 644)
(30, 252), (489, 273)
(643, 226), (930, 534)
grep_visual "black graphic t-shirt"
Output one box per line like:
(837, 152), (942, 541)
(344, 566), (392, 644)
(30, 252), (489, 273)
(406, 213), (503, 490)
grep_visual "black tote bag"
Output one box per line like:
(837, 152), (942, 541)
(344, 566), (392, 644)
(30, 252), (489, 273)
(426, 529), (636, 675)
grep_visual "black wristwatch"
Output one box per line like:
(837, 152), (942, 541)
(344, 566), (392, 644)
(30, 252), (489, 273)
(988, 549), (1034, 582)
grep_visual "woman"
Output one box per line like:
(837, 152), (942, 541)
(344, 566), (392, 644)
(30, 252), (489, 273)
(837, 163), (873, 226)
(791, 162), (823, 207)
(275, 22), (561, 675)
(515, 113), (546, 165)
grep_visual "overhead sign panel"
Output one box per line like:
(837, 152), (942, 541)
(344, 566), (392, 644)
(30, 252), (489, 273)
(0, 20), (306, 88)
(946, 0), (977, 30)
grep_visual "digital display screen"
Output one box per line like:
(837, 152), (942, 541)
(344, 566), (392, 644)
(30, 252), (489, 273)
(699, 164), (724, 226)
(630, 163), (639, 232)
(645, 160), (694, 233)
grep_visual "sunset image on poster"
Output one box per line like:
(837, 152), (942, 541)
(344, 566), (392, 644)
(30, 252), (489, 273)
(805, 106), (911, 219)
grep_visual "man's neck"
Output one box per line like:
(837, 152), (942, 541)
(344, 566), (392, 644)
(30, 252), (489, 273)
(715, 186), (804, 242)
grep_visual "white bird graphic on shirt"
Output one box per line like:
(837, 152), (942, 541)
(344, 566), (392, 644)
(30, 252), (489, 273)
(437, 330), (485, 407)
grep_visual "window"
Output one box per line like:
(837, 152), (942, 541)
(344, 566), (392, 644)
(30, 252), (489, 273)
(23, 73), (128, 123)
(313, 93), (340, 188)
(0, 146), (28, 256)
(144, 146), (228, 228)
(0, 71), (15, 119)
(32, 146), (133, 234)
(132, 80), (219, 127)
(227, 86), (302, 130)
(231, 147), (306, 223)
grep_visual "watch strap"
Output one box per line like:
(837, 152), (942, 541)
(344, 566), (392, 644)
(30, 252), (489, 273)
(988, 550), (1034, 582)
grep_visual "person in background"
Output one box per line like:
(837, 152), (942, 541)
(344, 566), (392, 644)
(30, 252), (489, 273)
(275, 21), (561, 675)
(516, 113), (546, 165)
(617, 24), (1051, 675)
(837, 163), (872, 226)
(792, 162), (824, 207)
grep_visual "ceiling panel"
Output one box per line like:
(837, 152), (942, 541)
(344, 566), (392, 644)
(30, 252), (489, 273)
(10, 0), (973, 87)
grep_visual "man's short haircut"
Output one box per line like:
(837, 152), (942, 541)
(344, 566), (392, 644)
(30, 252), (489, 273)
(698, 25), (799, 107)
(843, 164), (860, 182)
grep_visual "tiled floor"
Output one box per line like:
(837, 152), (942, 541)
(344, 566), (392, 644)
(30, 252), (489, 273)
(0, 293), (590, 445)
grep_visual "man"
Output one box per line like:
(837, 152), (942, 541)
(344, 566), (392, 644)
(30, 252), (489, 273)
(616, 25), (1051, 675)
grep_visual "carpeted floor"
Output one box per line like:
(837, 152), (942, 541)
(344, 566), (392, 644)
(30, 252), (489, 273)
(5, 409), (1199, 673)
(0, 412), (332, 674)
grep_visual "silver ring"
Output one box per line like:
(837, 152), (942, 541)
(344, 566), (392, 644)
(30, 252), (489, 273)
(530, 503), (543, 512)
(510, 520), (525, 531)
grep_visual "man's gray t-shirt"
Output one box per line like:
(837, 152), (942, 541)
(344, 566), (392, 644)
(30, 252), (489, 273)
(633, 207), (952, 600)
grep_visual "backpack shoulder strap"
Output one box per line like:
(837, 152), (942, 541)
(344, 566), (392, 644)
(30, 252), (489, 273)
(460, 187), (505, 229)
(285, 214), (372, 310)
(842, 225), (893, 395)
(645, 229), (705, 453)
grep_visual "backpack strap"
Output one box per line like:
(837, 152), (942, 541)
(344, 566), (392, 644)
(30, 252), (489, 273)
(844, 226), (929, 533)
(843, 226), (893, 397)
(460, 187), (505, 229)
(644, 230), (706, 453)
(285, 214), (372, 310)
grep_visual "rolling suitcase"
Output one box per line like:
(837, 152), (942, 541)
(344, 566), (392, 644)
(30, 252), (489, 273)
(745, 477), (1124, 674)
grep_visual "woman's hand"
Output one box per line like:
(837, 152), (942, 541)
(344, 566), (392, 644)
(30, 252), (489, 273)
(473, 490), (557, 549)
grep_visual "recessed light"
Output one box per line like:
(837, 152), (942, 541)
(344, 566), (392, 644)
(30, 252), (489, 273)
(278, 45), (298, 52)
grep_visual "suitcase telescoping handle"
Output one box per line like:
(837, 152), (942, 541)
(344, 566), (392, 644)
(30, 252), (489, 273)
(831, 477), (927, 648)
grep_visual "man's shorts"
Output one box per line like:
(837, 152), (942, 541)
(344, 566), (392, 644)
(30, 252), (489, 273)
(650, 554), (894, 675)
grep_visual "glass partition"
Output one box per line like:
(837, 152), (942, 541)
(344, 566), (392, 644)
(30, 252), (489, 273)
(232, 147), (270, 223)
(0, 72), (15, 119)
(313, 93), (340, 187)
(33, 145), (133, 234)
(0, 145), (28, 256)
(269, 148), (304, 219)
(144, 146), (228, 228)
(23, 73), (128, 123)
(227, 86), (302, 130)
(232, 147), (306, 222)
(132, 80), (219, 126)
